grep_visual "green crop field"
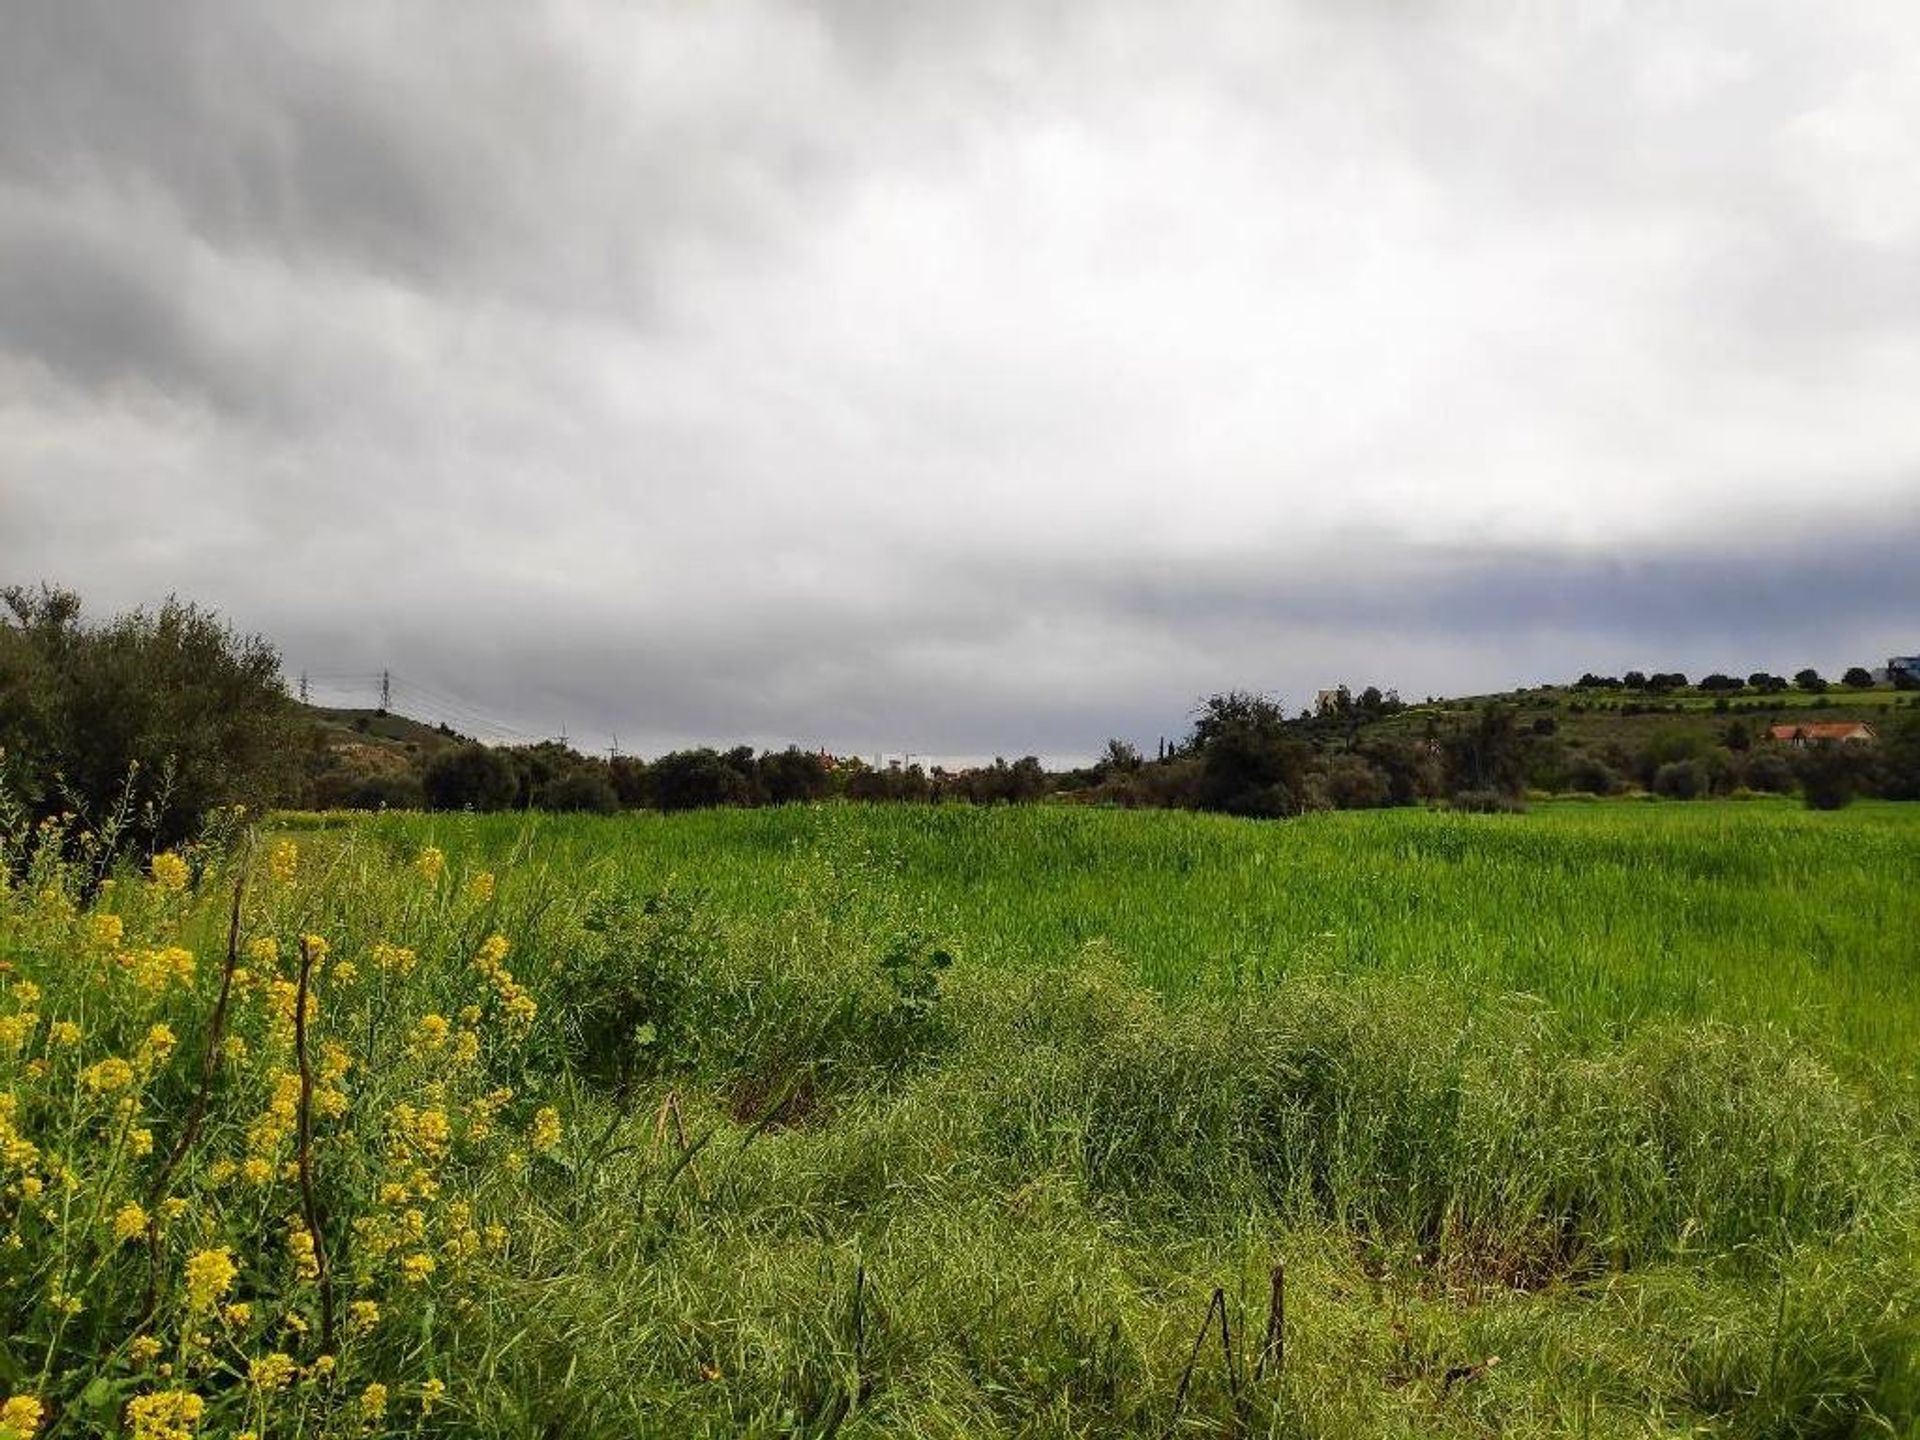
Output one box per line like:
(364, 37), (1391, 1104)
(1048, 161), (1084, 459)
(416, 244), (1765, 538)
(4, 801), (1918, 1437)
(318, 799), (1920, 1073)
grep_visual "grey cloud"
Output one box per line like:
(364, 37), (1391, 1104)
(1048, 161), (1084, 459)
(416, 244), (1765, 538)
(4, 2), (1919, 763)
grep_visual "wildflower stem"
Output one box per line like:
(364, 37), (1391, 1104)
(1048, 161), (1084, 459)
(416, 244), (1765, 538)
(142, 870), (246, 1323)
(295, 932), (336, 1348)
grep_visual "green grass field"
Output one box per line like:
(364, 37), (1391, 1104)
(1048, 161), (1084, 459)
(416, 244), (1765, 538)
(319, 798), (1920, 1078)
(5, 801), (1918, 1437)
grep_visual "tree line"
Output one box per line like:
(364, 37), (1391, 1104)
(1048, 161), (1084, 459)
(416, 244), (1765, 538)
(7, 586), (1920, 872)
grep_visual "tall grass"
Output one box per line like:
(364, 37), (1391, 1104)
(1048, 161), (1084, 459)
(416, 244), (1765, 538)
(2, 801), (1915, 1436)
(319, 799), (1920, 1077)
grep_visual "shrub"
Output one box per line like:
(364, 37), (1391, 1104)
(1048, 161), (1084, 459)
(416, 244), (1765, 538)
(758, 746), (833, 804)
(1187, 692), (1312, 817)
(1739, 751), (1796, 794)
(0, 585), (293, 862)
(1563, 753), (1623, 796)
(1653, 760), (1707, 799)
(648, 749), (755, 811)
(535, 769), (620, 814)
(421, 743), (518, 811)
(1320, 754), (1390, 810)
(1796, 743), (1861, 810)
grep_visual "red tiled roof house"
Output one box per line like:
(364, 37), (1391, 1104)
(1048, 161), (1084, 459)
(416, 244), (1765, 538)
(1768, 722), (1877, 747)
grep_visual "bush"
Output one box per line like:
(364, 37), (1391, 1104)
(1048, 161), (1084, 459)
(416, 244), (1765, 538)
(0, 584), (293, 862)
(1653, 760), (1708, 800)
(1880, 714), (1920, 801)
(1320, 754), (1390, 810)
(1739, 751), (1796, 794)
(421, 743), (519, 811)
(758, 746), (833, 804)
(1563, 753), (1623, 796)
(647, 749), (755, 811)
(535, 769), (620, 814)
(1188, 692), (1312, 818)
(1796, 743), (1862, 810)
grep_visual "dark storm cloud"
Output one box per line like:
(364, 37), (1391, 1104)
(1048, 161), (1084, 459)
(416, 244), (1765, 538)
(4, 1), (1918, 760)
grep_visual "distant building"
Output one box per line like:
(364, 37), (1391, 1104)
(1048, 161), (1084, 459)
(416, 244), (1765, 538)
(1768, 722), (1877, 747)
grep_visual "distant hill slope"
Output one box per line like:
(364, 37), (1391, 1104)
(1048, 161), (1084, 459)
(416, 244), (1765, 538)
(302, 705), (469, 754)
(291, 705), (470, 808)
(1332, 682), (1911, 752)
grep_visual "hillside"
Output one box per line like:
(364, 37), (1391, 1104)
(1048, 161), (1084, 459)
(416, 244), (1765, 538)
(1353, 680), (1910, 750)
(294, 705), (470, 809)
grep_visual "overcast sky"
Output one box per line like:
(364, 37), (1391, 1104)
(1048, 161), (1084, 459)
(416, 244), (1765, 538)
(5, 2), (1919, 761)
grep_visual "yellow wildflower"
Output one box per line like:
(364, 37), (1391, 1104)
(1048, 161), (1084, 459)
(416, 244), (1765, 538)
(0, 1015), (34, 1052)
(320, 1042), (351, 1083)
(220, 1035), (248, 1065)
(288, 1223), (320, 1281)
(143, 1024), (178, 1064)
(346, 1298), (381, 1332)
(0, 1394), (44, 1438)
(11, 983), (40, 1007)
(529, 1106), (562, 1154)
(183, 1248), (236, 1310)
(129, 1335), (163, 1366)
(330, 959), (359, 986)
(415, 846), (445, 883)
(149, 853), (190, 892)
(113, 1202), (149, 1243)
(420, 1377), (446, 1414)
(474, 934), (510, 974)
(502, 986), (538, 1031)
(268, 839), (299, 884)
(125, 1389), (205, 1440)
(222, 1301), (252, 1327)
(130, 947), (195, 992)
(241, 1158), (273, 1186)
(414, 1108), (451, 1155)
(301, 934), (330, 964)
(450, 1029), (480, 1066)
(468, 871), (495, 903)
(413, 1014), (450, 1053)
(246, 937), (279, 967)
(49, 1020), (81, 1047)
(359, 1383), (388, 1420)
(129, 1127), (154, 1158)
(401, 1251), (436, 1284)
(90, 913), (126, 949)
(372, 941), (417, 974)
(82, 1057), (135, 1093)
(248, 1352), (296, 1391)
